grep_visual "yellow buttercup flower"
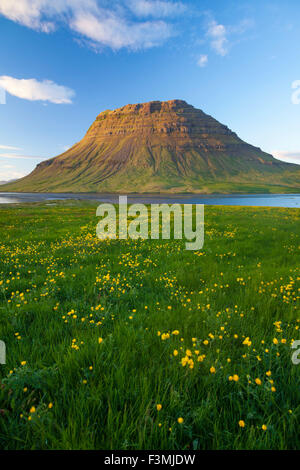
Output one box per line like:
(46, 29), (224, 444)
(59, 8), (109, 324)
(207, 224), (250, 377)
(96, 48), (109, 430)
(156, 404), (162, 411)
(177, 417), (184, 424)
(239, 420), (245, 428)
(243, 337), (252, 346)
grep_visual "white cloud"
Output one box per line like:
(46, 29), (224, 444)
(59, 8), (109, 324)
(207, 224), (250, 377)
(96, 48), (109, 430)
(273, 151), (300, 165)
(70, 11), (171, 50)
(0, 168), (27, 181)
(0, 0), (56, 32)
(0, 0), (179, 50)
(207, 20), (228, 56)
(0, 146), (47, 181)
(0, 144), (21, 151)
(197, 54), (208, 67)
(0, 76), (75, 104)
(0, 153), (46, 159)
(128, 0), (186, 17)
(203, 17), (254, 60)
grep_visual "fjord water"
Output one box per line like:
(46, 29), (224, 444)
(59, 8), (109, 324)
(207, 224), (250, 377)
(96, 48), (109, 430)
(0, 192), (299, 207)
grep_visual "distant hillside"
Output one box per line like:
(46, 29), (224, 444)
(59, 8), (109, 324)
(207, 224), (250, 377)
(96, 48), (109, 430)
(2, 100), (300, 193)
(0, 179), (16, 186)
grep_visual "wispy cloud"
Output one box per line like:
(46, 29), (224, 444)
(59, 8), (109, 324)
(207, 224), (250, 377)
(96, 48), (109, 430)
(0, 0), (56, 32)
(0, 169), (26, 181)
(0, 144), (21, 151)
(0, 0), (183, 51)
(0, 153), (46, 160)
(0, 145), (47, 182)
(197, 54), (208, 67)
(273, 151), (300, 165)
(207, 20), (228, 56)
(202, 16), (254, 62)
(0, 157), (27, 180)
(128, 0), (186, 17)
(70, 11), (171, 50)
(0, 76), (75, 104)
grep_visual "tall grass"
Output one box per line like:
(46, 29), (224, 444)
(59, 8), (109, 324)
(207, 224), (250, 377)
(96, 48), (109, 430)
(0, 202), (299, 449)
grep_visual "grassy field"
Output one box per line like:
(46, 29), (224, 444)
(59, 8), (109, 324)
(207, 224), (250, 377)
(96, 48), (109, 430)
(0, 201), (299, 450)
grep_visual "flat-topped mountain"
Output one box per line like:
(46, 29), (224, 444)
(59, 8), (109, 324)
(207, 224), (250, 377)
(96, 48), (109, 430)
(3, 99), (300, 193)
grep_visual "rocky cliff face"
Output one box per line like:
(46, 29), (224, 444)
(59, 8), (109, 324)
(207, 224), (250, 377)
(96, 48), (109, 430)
(3, 100), (300, 193)
(88, 100), (234, 138)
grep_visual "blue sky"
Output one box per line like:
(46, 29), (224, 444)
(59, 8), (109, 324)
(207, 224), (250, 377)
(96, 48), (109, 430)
(0, 0), (300, 181)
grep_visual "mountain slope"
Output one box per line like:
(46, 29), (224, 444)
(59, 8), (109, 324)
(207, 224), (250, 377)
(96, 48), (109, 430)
(3, 99), (300, 193)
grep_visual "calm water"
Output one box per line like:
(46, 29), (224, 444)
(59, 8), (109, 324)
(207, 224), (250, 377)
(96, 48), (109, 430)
(0, 192), (299, 207)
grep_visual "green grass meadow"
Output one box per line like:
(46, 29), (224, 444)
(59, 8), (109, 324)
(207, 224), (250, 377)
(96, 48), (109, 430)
(0, 201), (299, 450)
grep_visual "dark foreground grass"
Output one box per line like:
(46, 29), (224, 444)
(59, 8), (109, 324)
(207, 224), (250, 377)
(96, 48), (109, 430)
(0, 201), (299, 450)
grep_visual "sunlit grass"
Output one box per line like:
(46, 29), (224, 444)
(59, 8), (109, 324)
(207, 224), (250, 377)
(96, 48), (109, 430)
(0, 201), (299, 450)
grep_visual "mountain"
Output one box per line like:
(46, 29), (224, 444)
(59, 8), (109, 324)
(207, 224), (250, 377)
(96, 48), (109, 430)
(2, 99), (300, 193)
